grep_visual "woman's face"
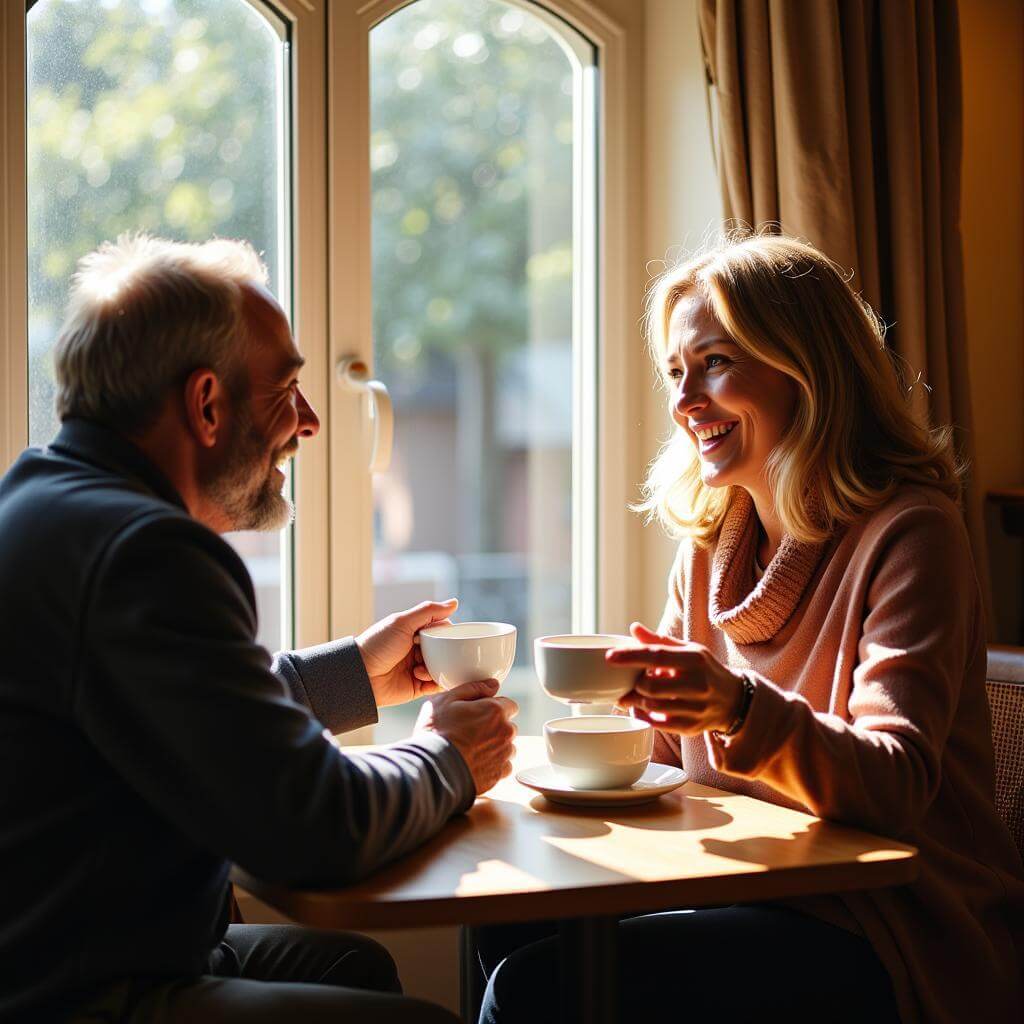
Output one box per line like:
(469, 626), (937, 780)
(666, 291), (798, 494)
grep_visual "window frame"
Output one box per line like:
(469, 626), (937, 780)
(327, 0), (637, 645)
(1, 3), (29, 479)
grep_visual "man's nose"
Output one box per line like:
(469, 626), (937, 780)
(296, 388), (320, 438)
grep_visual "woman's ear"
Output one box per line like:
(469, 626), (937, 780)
(182, 367), (228, 449)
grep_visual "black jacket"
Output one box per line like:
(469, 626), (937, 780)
(0, 419), (473, 1019)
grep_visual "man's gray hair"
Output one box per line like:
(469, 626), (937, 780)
(53, 234), (269, 434)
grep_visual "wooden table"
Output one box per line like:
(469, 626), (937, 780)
(235, 737), (917, 1023)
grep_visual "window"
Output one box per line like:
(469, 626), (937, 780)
(26, 0), (292, 650)
(367, 0), (597, 738)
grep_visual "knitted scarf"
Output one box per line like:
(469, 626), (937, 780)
(708, 488), (827, 644)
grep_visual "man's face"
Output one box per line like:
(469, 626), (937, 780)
(205, 286), (319, 532)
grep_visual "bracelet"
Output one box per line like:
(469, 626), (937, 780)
(713, 675), (755, 739)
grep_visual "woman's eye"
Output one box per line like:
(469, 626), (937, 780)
(706, 354), (728, 369)
(666, 367), (683, 382)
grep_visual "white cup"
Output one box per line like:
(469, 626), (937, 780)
(545, 715), (653, 790)
(419, 621), (517, 690)
(534, 634), (642, 705)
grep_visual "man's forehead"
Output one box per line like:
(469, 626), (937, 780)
(241, 282), (303, 367)
(241, 281), (287, 331)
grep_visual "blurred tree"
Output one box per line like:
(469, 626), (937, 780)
(370, 0), (573, 378)
(369, 0), (575, 556)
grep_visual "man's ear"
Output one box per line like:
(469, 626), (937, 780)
(182, 368), (229, 449)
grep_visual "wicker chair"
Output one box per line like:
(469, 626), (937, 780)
(986, 645), (1024, 858)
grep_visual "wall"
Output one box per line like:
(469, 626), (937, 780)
(960, 0), (1024, 641)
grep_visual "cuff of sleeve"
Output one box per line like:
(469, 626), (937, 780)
(402, 731), (478, 815)
(285, 637), (379, 734)
(705, 672), (786, 777)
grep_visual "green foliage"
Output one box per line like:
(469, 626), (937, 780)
(370, 0), (574, 375)
(27, 0), (280, 441)
(28, 0), (280, 308)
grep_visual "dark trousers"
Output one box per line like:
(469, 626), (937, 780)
(478, 906), (902, 1024)
(69, 924), (458, 1023)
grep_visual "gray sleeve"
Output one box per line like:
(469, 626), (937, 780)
(79, 513), (477, 888)
(272, 638), (378, 734)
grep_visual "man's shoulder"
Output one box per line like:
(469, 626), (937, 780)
(1, 442), (188, 551)
(0, 442), (249, 604)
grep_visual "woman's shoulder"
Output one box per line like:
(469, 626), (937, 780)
(845, 483), (971, 565)
(840, 485), (982, 647)
(859, 482), (963, 528)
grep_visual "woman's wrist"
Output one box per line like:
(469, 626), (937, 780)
(713, 674), (755, 738)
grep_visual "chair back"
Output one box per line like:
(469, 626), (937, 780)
(986, 645), (1024, 858)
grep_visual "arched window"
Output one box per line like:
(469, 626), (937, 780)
(367, 0), (598, 736)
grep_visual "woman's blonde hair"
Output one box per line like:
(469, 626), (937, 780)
(637, 232), (961, 544)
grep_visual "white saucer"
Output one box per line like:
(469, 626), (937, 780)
(516, 763), (688, 807)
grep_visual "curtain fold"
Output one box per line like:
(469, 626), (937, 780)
(699, 0), (992, 630)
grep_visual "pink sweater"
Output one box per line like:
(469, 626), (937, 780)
(654, 484), (1024, 1023)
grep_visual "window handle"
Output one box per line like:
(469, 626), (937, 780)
(336, 357), (393, 473)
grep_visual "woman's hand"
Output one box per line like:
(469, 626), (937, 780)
(356, 598), (458, 708)
(608, 623), (747, 735)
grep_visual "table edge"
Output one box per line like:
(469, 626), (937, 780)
(234, 850), (918, 931)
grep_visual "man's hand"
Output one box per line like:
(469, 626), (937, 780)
(414, 679), (518, 796)
(356, 599), (458, 709)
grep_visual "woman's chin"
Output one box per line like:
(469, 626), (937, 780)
(700, 464), (731, 489)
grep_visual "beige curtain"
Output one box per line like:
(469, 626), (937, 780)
(699, 0), (993, 629)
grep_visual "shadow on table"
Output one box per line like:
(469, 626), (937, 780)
(525, 793), (733, 833)
(699, 821), (841, 867)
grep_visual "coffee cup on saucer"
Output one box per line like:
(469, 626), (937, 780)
(419, 621), (516, 690)
(534, 634), (643, 705)
(544, 715), (653, 790)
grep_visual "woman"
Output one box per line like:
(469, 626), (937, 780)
(480, 235), (1024, 1023)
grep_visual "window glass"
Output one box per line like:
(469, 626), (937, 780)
(371, 0), (582, 738)
(27, 0), (290, 651)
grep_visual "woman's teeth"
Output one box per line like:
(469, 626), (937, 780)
(694, 422), (737, 441)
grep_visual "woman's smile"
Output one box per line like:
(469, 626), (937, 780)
(691, 418), (739, 456)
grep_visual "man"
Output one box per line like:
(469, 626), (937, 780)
(0, 235), (517, 1022)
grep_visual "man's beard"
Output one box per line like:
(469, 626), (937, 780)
(204, 402), (296, 532)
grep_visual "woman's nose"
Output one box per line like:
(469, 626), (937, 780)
(673, 378), (707, 420)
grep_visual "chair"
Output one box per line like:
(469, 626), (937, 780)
(986, 645), (1024, 858)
